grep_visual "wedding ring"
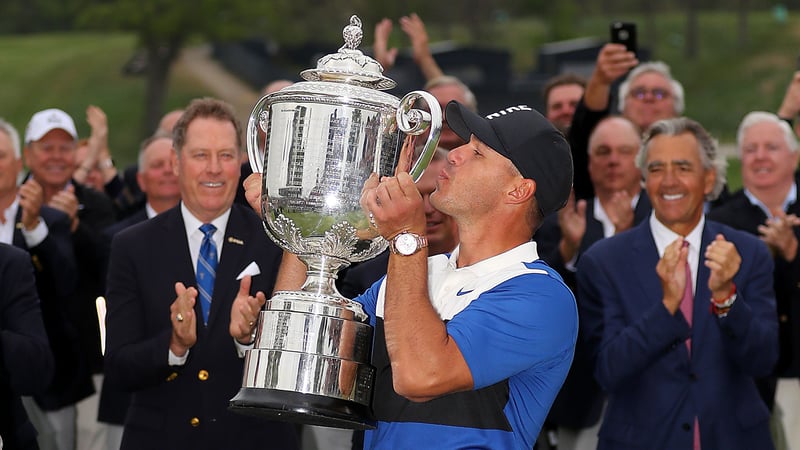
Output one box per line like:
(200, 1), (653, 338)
(176, 312), (184, 322)
(248, 320), (255, 327)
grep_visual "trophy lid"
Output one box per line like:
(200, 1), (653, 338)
(300, 15), (397, 90)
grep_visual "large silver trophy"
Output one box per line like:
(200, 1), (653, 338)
(229, 15), (442, 429)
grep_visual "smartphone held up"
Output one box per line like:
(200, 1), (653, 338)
(610, 22), (637, 55)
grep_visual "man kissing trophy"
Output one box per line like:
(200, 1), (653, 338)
(229, 15), (442, 429)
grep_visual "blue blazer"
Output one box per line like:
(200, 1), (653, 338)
(577, 218), (778, 450)
(0, 243), (54, 449)
(12, 206), (91, 410)
(105, 204), (299, 450)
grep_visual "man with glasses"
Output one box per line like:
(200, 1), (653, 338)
(568, 42), (685, 200)
(23, 108), (116, 450)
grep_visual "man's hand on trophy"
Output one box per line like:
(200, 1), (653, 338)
(395, 135), (416, 176)
(170, 282), (198, 356)
(364, 171), (426, 240)
(230, 275), (266, 345)
(243, 172), (264, 218)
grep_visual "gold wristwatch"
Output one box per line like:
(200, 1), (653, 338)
(389, 232), (428, 256)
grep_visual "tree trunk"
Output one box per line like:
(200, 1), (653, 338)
(685, 0), (698, 60)
(143, 40), (181, 137)
(737, 0), (748, 48)
(643, 0), (657, 56)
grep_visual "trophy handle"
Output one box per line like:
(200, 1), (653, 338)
(396, 91), (442, 182)
(247, 94), (272, 175)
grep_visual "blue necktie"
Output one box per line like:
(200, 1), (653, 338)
(197, 224), (218, 325)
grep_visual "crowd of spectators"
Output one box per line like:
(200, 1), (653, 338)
(1, 13), (798, 450)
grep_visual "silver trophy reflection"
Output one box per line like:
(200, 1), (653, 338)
(229, 16), (442, 429)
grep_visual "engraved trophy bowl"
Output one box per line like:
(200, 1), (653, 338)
(229, 15), (442, 430)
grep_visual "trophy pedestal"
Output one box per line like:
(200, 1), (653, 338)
(230, 292), (376, 430)
(229, 388), (375, 430)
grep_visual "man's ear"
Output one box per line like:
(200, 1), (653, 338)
(171, 149), (179, 177)
(507, 178), (536, 205)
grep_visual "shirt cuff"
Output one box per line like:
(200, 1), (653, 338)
(564, 254), (579, 272)
(21, 219), (48, 248)
(169, 348), (189, 366)
(234, 338), (254, 358)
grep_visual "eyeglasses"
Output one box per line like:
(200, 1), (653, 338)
(628, 87), (671, 101)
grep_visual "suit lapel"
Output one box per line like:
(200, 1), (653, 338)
(208, 206), (248, 329)
(11, 209), (26, 250)
(580, 201), (605, 254)
(159, 208), (198, 318)
(691, 221), (716, 358)
(630, 222), (663, 306)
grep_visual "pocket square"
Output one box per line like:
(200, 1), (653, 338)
(236, 261), (261, 280)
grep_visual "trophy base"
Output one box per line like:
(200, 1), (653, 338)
(229, 388), (376, 430)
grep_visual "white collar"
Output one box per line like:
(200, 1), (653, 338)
(446, 241), (540, 274)
(180, 202), (231, 240)
(593, 192), (641, 238)
(145, 202), (158, 219)
(649, 212), (704, 294)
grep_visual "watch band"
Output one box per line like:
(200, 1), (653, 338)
(390, 232), (428, 256)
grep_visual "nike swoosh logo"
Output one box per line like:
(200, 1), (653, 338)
(456, 288), (474, 296)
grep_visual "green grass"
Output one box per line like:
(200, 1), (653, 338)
(725, 158), (742, 192)
(0, 32), (209, 168)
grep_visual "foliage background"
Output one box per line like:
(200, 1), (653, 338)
(1, 1), (799, 189)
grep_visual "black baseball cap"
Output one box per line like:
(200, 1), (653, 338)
(445, 101), (573, 216)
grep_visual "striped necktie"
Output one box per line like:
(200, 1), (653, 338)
(197, 223), (218, 325)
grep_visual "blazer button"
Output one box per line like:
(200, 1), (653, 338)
(682, 422), (691, 431)
(780, 314), (789, 323)
(190, 417), (200, 427)
(166, 372), (178, 382)
(198, 369), (209, 381)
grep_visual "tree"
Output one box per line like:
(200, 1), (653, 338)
(77, 0), (287, 135)
(737, 0), (749, 48)
(685, 0), (699, 60)
(75, 0), (429, 134)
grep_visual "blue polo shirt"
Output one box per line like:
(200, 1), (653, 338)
(355, 242), (578, 450)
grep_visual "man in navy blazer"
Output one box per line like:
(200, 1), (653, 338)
(534, 116), (650, 449)
(577, 117), (778, 449)
(0, 243), (55, 450)
(105, 98), (299, 450)
(98, 132), (181, 446)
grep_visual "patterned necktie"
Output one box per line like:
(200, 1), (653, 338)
(680, 240), (702, 450)
(197, 223), (218, 325)
(680, 240), (693, 352)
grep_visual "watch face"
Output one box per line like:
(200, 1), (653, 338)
(395, 233), (418, 255)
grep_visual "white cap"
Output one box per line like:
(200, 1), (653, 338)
(24, 108), (78, 144)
